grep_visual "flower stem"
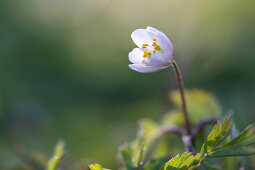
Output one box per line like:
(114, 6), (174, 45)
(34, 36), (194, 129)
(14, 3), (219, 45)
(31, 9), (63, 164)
(172, 60), (191, 134)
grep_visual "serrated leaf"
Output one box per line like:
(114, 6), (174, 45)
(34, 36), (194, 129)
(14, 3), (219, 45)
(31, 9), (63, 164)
(88, 163), (109, 170)
(47, 141), (65, 170)
(209, 125), (255, 157)
(161, 152), (206, 170)
(201, 115), (232, 153)
(201, 115), (255, 157)
(170, 89), (221, 124)
(178, 152), (193, 167)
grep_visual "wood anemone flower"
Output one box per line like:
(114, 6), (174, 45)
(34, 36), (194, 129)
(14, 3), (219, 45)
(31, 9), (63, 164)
(129, 26), (174, 73)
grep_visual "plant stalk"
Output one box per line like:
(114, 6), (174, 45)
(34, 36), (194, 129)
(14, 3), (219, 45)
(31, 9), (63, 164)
(172, 60), (191, 135)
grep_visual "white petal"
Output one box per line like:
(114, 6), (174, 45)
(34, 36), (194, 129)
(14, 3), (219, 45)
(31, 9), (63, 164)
(129, 64), (169, 73)
(128, 48), (144, 64)
(143, 52), (170, 67)
(131, 29), (153, 48)
(146, 26), (174, 63)
(146, 26), (159, 33)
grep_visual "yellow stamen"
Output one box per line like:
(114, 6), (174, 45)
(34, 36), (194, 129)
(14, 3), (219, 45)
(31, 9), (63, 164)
(152, 42), (157, 47)
(142, 44), (149, 48)
(153, 38), (157, 41)
(154, 45), (161, 51)
(143, 51), (152, 58)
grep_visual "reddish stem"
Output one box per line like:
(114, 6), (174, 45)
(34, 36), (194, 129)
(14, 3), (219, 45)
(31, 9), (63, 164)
(172, 60), (191, 135)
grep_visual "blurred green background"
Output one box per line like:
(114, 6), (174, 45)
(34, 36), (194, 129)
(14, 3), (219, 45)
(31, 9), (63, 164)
(0, 0), (254, 169)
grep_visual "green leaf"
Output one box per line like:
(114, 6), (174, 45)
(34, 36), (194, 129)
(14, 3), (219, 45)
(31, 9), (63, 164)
(169, 89), (221, 124)
(139, 119), (162, 163)
(161, 110), (184, 126)
(177, 152), (193, 167)
(146, 157), (170, 170)
(88, 163), (110, 170)
(201, 115), (232, 153)
(209, 125), (255, 157)
(139, 118), (161, 142)
(119, 119), (161, 170)
(47, 141), (65, 170)
(201, 115), (255, 157)
(119, 137), (143, 170)
(161, 152), (206, 170)
(137, 142), (146, 169)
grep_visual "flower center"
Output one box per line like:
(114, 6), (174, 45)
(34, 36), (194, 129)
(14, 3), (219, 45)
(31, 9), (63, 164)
(142, 38), (163, 61)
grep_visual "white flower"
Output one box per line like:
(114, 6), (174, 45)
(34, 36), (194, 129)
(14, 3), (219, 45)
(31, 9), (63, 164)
(128, 26), (174, 73)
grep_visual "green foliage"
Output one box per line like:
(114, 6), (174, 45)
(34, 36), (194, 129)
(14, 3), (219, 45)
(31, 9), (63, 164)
(47, 141), (65, 170)
(11, 90), (255, 170)
(139, 119), (161, 143)
(201, 115), (232, 154)
(145, 157), (170, 170)
(161, 152), (205, 170)
(209, 125), (255, 157)
(119, 119), (161, 170)
(119, 135), (145, 170)
(88, 163), (109, 170)
(169, 89), (221, 124)
(201, 116), (255, 157)
(119, 113), (255, 170)
(161, 110), (184, 126)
